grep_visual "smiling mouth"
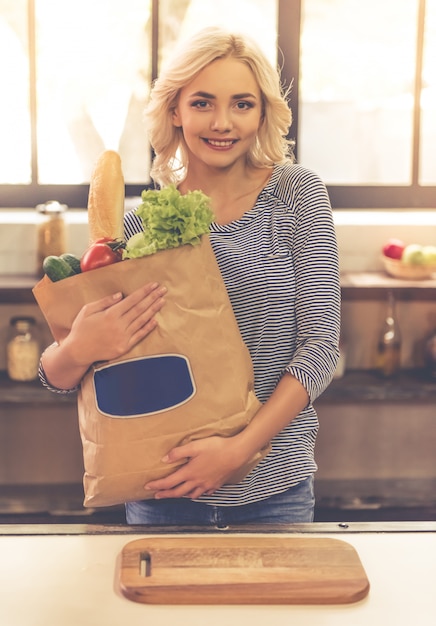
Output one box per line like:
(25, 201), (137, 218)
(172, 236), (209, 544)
(203, 139), (236, 148)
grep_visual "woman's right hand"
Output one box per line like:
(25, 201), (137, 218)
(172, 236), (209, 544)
(67, 282), (166, 364)
(41, 282), (166, 390)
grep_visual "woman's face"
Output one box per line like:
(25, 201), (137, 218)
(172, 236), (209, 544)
(172, 57), (263, 172)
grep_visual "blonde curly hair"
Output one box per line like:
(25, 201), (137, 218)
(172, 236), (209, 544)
(144, 27), (294, 187)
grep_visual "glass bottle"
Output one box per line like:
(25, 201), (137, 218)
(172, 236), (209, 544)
(6, 316), (40, 382)
(376, 290), (401, 378)
(36, 201), (68, 276)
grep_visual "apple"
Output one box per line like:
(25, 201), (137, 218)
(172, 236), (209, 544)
(402, 243), (425, 266)
(382, 238), (405, 260)
(422, 245), (436, 266)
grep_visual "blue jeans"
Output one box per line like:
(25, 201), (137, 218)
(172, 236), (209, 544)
(125, 475), (314, 526)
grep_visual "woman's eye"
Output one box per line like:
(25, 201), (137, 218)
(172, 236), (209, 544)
(235, 101), (254, 110)
(191, 100), (210, 109)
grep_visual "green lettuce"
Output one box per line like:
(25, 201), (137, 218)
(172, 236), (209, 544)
(123, 185), (214, 259)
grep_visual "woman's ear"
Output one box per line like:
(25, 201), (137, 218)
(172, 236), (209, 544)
(172, 108), (182, 127)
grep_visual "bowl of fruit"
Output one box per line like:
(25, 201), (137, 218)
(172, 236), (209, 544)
(381, 239), (436, 280)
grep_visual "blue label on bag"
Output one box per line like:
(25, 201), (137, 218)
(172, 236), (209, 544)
(93, 354), (196, 418)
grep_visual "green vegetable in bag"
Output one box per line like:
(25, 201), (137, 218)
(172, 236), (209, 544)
(43, 256), (76, 282)
(123, 185), (214, 259)
(60, 253), (82, 274)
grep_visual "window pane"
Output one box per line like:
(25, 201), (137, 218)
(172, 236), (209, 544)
(420, 0), (436, 185)
(0, 0), (31, 184)
(299, 0), (418, 185)
(158, 0), (278, 70)
(35, 0), (152, 184)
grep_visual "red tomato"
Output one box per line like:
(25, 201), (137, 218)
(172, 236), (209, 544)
(80, 242), (122, 272)
(382, 238), (405, 260)
(92, 237), (125, 259)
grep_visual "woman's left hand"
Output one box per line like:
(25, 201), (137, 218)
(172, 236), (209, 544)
(144, 436), (246, 500)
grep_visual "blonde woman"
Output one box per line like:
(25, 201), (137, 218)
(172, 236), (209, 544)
(41, 27), (341, 526)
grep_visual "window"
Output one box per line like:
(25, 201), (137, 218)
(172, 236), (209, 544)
(1, 0), (152, 206)
(1, 0), (31, 186)
(33, 0), (152, 187)
(0, 0), (434, 208)
(297, 0), (435, 207)
(420, 0), (436, 185)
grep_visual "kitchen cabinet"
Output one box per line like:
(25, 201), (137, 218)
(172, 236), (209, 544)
(3, 372), (436, 522)
(1, 273), (435, 522)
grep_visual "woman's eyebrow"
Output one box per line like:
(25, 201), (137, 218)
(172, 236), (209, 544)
(188, 90), (258, 100)
(233, 92), (258, 100)
(189, 90), (216, 99)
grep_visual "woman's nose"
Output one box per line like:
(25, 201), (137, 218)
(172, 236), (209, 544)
(210, 108), (232, 132)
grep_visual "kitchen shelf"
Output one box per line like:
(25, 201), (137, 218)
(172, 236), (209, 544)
(1, 271), (436, 304)
(315, 477), (436, 510)
(0, 371), (76, 404)
(314, 477), (436, 522)
(0, 483), (125, 523)
(340, 271), (436, 300)
(317, 369), (436, 403)
(0, 480), (434, 524)
(0, 274), (40, 304)
(1, 369), (435, 405)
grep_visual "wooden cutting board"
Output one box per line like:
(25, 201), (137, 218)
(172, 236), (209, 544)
(118, 535), (370, 605)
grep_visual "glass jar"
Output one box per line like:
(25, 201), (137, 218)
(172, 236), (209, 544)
(36, 200), (68, 276)
(6, 316), (40, 382)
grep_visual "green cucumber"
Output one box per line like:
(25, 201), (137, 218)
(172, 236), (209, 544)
(60, 253), (82, 274)
(43, 255), (76, 282)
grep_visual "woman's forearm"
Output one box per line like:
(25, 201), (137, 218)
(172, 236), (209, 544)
(41, 339), (91, 390)
(234, 373), (309, 460)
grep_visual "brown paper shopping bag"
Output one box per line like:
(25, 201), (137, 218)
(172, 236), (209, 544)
(33, 236), (265, 507)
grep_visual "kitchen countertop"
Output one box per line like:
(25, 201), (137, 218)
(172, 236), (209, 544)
(0, 522), (435, 625)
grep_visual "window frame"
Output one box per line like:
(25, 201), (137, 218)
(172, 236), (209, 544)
(1, 0), (434, 209)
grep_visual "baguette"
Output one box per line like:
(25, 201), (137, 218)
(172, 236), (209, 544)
(87, 150), (125, 242)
